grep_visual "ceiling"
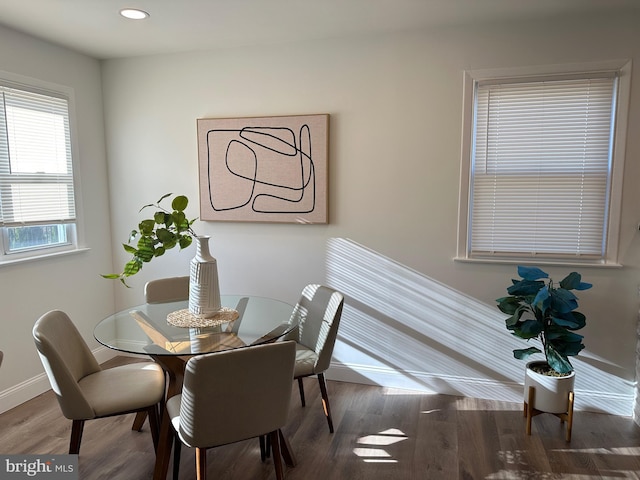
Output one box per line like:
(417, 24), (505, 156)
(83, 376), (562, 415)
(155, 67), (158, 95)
(0, 0), (639, 60)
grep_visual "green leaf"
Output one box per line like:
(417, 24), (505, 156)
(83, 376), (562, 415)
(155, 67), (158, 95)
(179, 235), (193, 249)
(504, 305), (527, 327)
(123, 243), (137, 254)
(517, 266), (549, 281)
(156, 228), (175, 244)
(513, 347), (541, 360)
(137, 235), (155, 249)
(551, 311), (585, 330)
(139, 219), (155, 235)
(497, 296), (521, 315)
(157, 192), (173, 204)
(154, 211), (167, 225)
(172, 195), (188, 211)
(545, 344), (573, 374)
(549, 288), (578, 313)
(154, 246), (166, 257)
(513, 319), (543, 339)
(135, 237), (155, 262)
(532, 285), (550, 312)
(172, 211), (188, 231)
(101, 273), (121, 279)
(507, 279), (545, 296)
(559, 271), (592, 291)
(162, 237), (178, 250)
(123, 259), (142, 276)
(546, 329), (583, 343)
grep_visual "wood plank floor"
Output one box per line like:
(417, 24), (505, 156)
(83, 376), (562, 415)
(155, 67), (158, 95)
(2, 356), (640, 479)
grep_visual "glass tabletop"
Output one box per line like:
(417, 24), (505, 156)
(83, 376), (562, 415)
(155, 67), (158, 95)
(94, 295), (295, 356)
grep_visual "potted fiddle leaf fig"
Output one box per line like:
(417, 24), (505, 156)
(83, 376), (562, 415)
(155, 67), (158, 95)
(102, 193), (198, 286)
(497, 265), (592, 423)
(497, 265), (592, 374)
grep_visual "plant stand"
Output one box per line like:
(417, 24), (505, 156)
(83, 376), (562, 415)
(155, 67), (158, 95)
(524, 385), (574, 442)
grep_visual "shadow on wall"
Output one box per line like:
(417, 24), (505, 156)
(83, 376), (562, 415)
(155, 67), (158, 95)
(325, 238), (635, 416)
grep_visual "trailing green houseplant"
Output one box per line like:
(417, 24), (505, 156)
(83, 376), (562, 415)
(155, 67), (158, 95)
(102, 193), (197, 286)
(497, 265), (592, 375)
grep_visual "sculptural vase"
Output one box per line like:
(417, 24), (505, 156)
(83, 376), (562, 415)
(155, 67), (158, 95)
(188, 235), (222, 318)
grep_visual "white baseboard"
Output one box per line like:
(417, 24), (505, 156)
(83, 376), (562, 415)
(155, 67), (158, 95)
(2, 355), (634, 418)
(325, 362), (635, 417)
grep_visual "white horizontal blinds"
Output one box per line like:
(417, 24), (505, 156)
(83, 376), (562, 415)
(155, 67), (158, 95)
(0, 85), (75, 226)
(470, 74), (617, 258)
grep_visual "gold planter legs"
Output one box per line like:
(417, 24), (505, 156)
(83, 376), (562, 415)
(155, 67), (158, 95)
(524, 385), (575, 442)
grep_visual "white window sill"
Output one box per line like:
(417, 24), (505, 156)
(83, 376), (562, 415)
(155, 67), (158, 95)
(0, 247), (91, 267)
(453, 256), (623, 269)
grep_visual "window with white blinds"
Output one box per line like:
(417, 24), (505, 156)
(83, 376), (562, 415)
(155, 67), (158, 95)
(457, 62), (630, 266)
(0, 81), (78, 258)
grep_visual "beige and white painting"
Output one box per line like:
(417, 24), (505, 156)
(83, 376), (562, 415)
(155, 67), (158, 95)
(197, 114), (329, 224)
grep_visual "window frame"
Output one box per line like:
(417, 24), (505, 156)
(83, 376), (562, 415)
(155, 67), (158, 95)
(456, 60), (631, 267)
(0, 70), (83, 265)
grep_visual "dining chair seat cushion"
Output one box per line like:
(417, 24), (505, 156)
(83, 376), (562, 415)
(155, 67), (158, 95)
(292, 344), (319, 378)
(78, 362), (165, 418)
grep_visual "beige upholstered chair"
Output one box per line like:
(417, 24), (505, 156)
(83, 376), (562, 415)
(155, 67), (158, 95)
(168, 341), (296, 480)
(32, 310), (165, 454)
(144, 276), (190, 303)
(283, 284), (344, 433)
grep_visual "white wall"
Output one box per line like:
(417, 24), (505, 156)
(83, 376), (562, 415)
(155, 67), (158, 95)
(2, 10), (640, 417)
(0, 26), (115, 412)
(101, 12), (640, 415)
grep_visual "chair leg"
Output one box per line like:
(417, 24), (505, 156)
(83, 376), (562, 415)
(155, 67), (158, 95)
(69, 419), (85, 454)
(259, 436), (267, 461)
(269, 430), (284, 480)
(297, 377), (306, 407)
(317, 373), (334, 433)
(278, 429), (296, 467)
(260, 434), (272, 459)
(173, 435), (182, 480)
(147, 405), (160, 452)
(196, 447), (207, 480)
(132, 411), (147, 431)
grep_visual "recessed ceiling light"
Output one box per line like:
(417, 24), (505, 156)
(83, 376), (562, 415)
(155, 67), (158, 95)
(119, 8), (150, 20)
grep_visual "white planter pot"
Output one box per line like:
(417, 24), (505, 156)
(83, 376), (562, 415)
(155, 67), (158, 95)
(188, 235), (222, 318)
(524, 361), (575, 414)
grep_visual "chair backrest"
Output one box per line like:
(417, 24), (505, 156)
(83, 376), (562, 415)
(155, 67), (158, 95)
(178, 341), (296, 448)
(284, 284), (344, 373)
(32, 310), (101, 420)
(144, 276), (190, 303)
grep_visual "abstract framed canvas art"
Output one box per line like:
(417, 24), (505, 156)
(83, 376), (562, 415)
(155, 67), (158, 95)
(197, 114), (329, 224)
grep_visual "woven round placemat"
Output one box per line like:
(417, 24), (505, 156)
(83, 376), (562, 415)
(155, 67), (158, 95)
(166, 308), (239, 328)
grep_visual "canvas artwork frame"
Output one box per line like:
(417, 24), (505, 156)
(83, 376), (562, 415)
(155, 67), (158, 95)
(197, 114), (329, 224)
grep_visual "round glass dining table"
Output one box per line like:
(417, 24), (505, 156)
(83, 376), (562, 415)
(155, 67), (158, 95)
(94, 294), (296, 480)
(94, 294), (295, 357)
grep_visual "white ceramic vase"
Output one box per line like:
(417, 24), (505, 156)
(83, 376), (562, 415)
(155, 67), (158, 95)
(524, 360), (575, 414)
(188, 235), (222, 318)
